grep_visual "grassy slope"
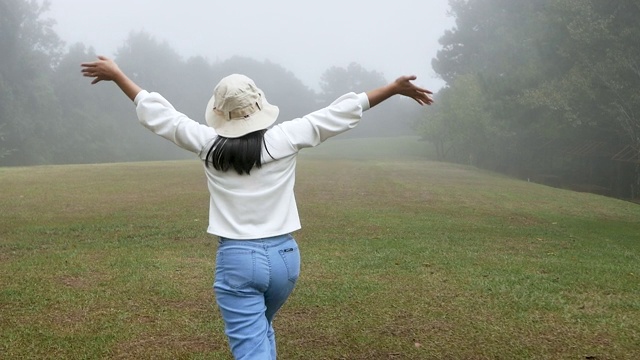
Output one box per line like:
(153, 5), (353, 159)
(1, 137), (639, 359)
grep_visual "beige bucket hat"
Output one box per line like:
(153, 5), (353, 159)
(205, 74), (279, 138)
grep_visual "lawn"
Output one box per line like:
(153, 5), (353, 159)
(1, 137), (639, 359)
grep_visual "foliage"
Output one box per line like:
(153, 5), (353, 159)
(320, 62), (417, 138)
(524, 0), (640, 146)
(418, 74), (493, 164)
(1, 0), (409, 166)
(0, 123), (15, 159)
(0, 0), (62, 165)
(422, 0), (640, 198)
(319, 62), (386, 102)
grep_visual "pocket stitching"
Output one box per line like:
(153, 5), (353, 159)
(221, 249), (256, 289)
(279, 247), (300, 284)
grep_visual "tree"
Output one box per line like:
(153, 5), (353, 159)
(429, 0), (555, 172)
(418, 74), (494, 164)
(0, 123), (15, 159)
(319, 63), (416, 137)
(512, 0), (640, 195)
(523, 0), (640, 146)
(319, 62), (386, 102)
(426, 0), (640, 196)
(104, 31), (196, 162)
(0, 0), (63, 165)
(50, 43), (133, 163)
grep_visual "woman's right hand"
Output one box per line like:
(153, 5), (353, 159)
(366, 75), (434, 108)
(392, 75), (434, 106)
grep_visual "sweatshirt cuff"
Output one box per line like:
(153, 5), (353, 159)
(357, 92), (371, 111)
(133, 90), (150, 106)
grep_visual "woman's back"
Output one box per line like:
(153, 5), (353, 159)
(134, 89), (370, 239)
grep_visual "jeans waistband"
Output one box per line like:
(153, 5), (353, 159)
(218, 233), (294, 248)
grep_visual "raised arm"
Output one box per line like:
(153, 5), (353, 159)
(81, 56), (142, 101)
(366, 75), (434, 108)
(81, 56), (215, 154)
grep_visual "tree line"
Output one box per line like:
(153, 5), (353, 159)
(0, 0), (414, 167)
(420, 0), (640, 199)
(4, 0), (638, 200)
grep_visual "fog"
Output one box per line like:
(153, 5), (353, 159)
(48, 0), (454, 91)
(4, 0), (638, 200)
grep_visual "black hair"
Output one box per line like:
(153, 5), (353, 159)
(205, 129), (274, 175)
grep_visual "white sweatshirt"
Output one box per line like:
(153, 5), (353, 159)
(134, 90), (370, 239)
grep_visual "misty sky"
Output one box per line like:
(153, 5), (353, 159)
(48, 0), (454, 92)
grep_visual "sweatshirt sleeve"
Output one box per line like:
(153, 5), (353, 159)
(134, 90), (216, 154)
(275, 92), (370, 150)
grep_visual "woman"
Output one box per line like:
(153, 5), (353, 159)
(81, 56), (433, 360)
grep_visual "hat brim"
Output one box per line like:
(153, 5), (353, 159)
(205, 95), (279, 138)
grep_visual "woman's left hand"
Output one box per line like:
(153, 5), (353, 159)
(80, 56), (124, 84)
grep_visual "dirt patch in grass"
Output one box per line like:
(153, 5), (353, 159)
(160, 288), (216, 315)
(110, 334), (223, 359)
(57, 273), (110, 290)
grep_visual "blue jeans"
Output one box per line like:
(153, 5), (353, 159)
(214, 234), (300, 360)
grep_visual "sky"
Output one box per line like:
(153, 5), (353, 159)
(47, 0), (455, 92)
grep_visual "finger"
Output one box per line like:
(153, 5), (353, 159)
(411, 96), (425, 106)
(417, 93), (434, 105)
(91, 78), (101, 85)
(423, 96), (433, 104)
(414, 86), (433, 95)
(81, 55), (109, 67)
(397, 75), (417, 83)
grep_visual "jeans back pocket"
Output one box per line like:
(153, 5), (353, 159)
(279, 247), (300, 284)
(218, 249), (256, 289)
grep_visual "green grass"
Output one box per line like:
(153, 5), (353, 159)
(1, 138), (639, 359)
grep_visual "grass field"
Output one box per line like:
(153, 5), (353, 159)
(1, 137), (639, 359)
